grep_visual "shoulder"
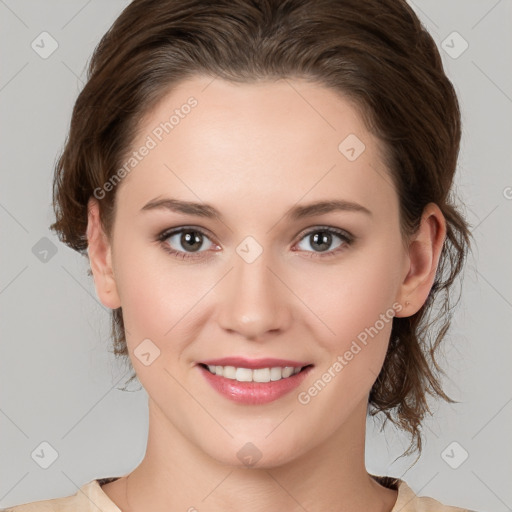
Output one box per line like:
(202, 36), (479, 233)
(0, 479), (121, 512)
(370, 474), (478, 512)
(395, 479), (478, 512)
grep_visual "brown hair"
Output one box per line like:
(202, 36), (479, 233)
(50, 0), (472, 459)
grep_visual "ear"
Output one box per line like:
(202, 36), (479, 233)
(395, 202), (446, 317)
(86, 197), (121, 309)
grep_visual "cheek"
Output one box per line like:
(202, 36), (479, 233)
(114, 226), (403, 366)
(110, 235), (160, 335)
(294, 245), (401, 424)
(294, 235), (404, 407)
(303, 237), (402, 348)
(112, 240), (212, 351)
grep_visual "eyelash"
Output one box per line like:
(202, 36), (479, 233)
(156, 225), (355, 261)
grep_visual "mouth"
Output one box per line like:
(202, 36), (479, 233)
(196, 359), (314, 405)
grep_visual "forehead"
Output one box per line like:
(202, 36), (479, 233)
(115, 76), (396, 220)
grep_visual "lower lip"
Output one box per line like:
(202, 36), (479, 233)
(198, 365), (313, 405)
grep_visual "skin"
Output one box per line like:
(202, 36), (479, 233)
(87, 76), (446, 512)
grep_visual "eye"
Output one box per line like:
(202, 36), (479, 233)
(157, 227), (218, 260)
(294, 226), (354, 258)
(156, 225), (354, 261)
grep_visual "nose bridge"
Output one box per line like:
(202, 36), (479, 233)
(217, 237), (289, 339)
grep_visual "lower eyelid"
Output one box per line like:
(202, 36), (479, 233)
(158, 227), (354, 258)
(294, 236), (351, 258)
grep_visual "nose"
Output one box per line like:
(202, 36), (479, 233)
(216, 249), (291, 341)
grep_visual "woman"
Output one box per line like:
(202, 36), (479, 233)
(3, 0), (476, 510)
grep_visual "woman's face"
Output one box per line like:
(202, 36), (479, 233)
(92, 76), (414, 467)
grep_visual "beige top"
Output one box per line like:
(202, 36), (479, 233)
(1, 475), (476, 511)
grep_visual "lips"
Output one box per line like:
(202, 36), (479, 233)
(196, 356), (314, 405)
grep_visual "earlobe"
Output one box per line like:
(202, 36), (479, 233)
(86, 197), (121, 309)
(395, 203), (446, 317)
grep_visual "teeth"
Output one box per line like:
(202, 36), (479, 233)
(223, 366), (236, 379)
(205, 365), (304, 382)
(270, 367), (282, 381)
(235, 367), (253, 382)
(282, 367), (294, 378)
(253, 368), (270, 383)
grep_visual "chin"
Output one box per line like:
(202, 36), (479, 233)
(201, 434), (309, 470)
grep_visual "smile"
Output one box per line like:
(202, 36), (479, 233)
(197, 359), (314, 405)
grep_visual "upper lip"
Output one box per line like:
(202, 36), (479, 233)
(199, 357), (312, 369)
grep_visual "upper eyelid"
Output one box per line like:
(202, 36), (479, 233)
(158, 225), (217, 243)
(158, 225), (354, 247)
(296, 227), (354, 247)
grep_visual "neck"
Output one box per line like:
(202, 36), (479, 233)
(116, 397), (397, 512)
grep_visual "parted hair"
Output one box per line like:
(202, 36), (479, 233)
(50, 0), (471, 458)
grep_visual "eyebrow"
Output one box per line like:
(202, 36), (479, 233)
(140, 197), (372, 220)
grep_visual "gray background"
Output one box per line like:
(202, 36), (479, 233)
(1, 1), (511, 510)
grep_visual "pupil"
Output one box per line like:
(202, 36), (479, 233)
(182, 231), (202, 252)
(312, 232), (331, 252)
